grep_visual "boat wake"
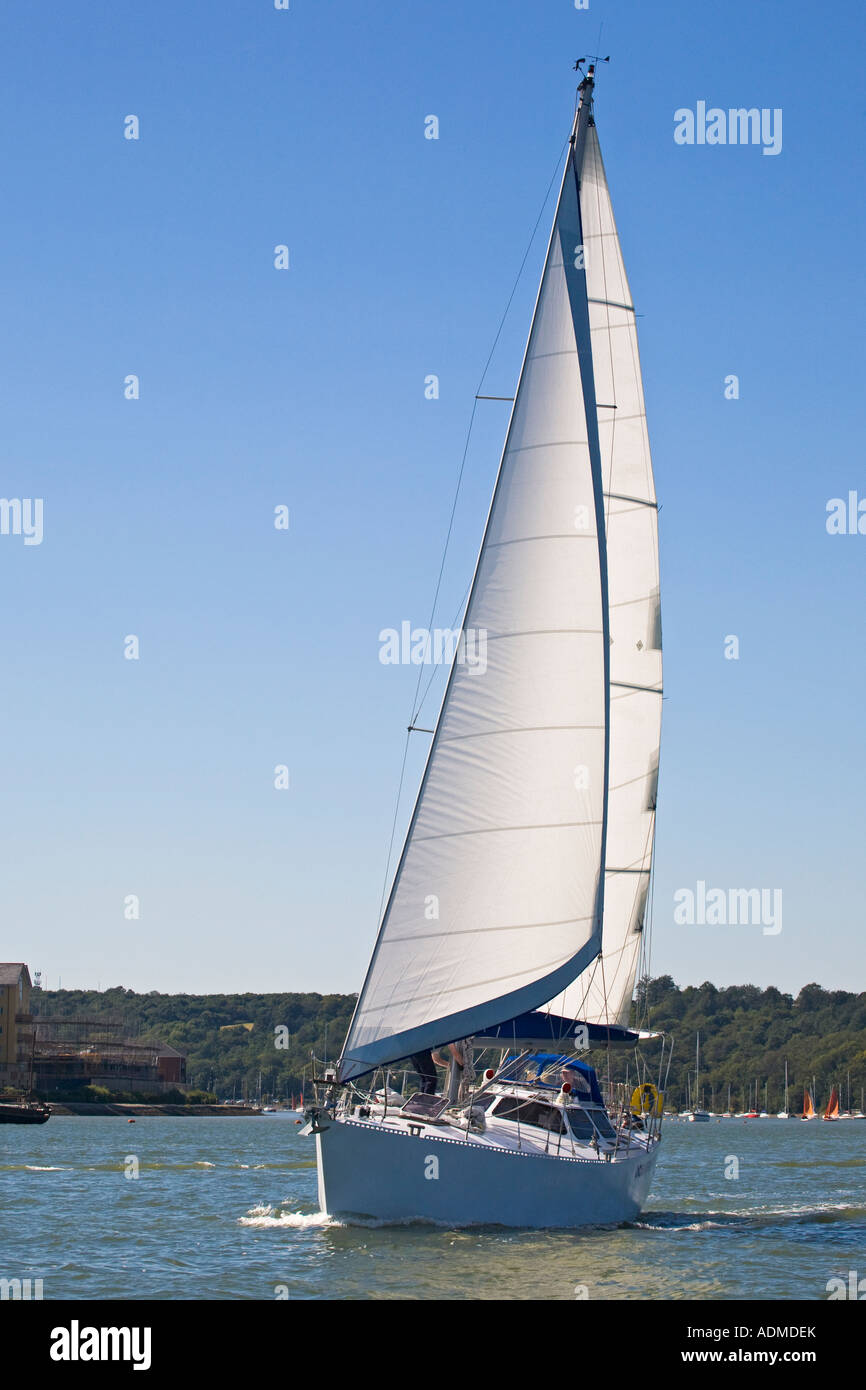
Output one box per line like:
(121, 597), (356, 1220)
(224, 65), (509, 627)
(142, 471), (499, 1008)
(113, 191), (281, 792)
(633, 1203), (866, 1233)
(239, 1203), (340, 1230)
(776, 1157), (866, 1169)
(238, 1202), (455, 1231)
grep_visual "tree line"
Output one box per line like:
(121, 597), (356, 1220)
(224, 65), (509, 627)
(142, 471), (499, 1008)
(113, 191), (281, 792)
(31, 977), (866, 1111)
(631, 976), (866, 1112)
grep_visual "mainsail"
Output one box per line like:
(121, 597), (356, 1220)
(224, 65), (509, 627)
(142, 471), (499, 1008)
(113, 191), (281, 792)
(547, 110), (662, 1031)
(339, 80), (611, 1082)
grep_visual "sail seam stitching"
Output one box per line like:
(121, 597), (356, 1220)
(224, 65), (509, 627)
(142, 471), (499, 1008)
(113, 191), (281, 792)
(382, 916), (594, 945)
(483, 629), (602, 641)
(439, 725), (602, 742)
(611, 681), (662, 693)
(413, 821), (602, 843)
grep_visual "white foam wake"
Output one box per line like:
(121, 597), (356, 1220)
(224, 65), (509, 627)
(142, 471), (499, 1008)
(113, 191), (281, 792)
(239, 1204), (339, 1229)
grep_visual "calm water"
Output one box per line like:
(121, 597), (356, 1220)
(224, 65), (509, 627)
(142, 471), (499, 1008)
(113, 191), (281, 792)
(1, 1115), (863, 1300)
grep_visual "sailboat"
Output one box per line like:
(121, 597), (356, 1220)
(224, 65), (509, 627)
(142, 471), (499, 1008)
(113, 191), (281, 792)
(776, 1060), (789, 1118)
(822, 1086), (840, 1122)
(800, 1088), (816, 1121)
(303, 63), (666, 1227)
(685, 1033), (710, 1121)
(0, 1018), (51, 1125)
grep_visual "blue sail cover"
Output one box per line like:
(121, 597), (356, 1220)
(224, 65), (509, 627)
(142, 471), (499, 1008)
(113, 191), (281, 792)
(341, 1011), (634, 1085)
(472, 1010), (638, 1050)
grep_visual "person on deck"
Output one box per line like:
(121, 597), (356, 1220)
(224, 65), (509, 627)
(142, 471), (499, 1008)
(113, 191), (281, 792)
(432, 1041), (465, 1071)
(410, 1049), (438, 1095)
(433, 1040), (476, 1103)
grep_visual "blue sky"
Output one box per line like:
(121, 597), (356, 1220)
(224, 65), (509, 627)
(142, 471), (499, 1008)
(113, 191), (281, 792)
(1, 0), (864, 997)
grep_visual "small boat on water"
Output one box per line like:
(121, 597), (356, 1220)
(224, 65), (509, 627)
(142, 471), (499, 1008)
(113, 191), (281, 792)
(800, 1088), (816, 1121)
(777, 1059), (790, 1117)
(687, 1034), (710, 1120)
(0, 1100), (51, 1125)
(822, 1087), (840, 1122)
(0, 1003), (50, 1123)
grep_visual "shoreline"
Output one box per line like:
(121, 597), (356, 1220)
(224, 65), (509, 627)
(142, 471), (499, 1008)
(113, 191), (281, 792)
(46, 1102), (266, 1117)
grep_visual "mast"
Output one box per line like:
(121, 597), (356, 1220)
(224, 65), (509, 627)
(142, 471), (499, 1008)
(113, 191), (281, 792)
(574, 60), (596, 144)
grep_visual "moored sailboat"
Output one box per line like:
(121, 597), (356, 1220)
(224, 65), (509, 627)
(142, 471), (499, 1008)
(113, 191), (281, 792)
(688, 1033), (710, 1121)
(0, 1015), (50, 1124)
(0, 1099), (51, 1125)
(777, 1059), (789, 1118)
(304, 63), (667, 1227)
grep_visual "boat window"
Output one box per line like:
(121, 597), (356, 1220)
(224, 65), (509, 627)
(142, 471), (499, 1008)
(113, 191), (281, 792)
(567, 1108), (616, 1141)
(566, 1108), (596, 1141)
(591, 1111), (616, 1140)
(492, 1097), (564, 1133)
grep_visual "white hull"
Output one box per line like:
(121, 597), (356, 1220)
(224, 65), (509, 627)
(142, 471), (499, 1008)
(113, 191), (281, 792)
(313, 1114), (658, 1229)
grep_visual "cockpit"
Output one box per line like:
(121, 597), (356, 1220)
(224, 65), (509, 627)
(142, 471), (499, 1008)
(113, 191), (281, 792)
(482, 1053), (618, 1146)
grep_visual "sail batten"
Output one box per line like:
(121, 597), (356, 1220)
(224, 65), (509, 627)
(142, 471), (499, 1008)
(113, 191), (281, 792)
(339, 96), (613, 1083)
